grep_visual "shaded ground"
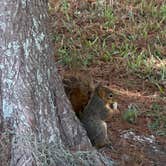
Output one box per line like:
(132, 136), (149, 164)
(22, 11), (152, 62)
(49, 0), (166, 165)
(58, 58), (166, 166)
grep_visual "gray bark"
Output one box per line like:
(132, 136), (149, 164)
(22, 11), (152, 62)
(0, 0), (113, 165)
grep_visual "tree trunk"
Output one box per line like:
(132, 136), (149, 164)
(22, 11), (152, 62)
(0, 0), (113, 165)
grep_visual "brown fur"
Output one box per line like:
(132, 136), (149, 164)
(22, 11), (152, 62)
(63, 72), (94, 117)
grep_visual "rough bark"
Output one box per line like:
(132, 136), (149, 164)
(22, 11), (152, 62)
(0, 0), (113, 165)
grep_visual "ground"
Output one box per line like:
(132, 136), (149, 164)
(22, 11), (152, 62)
(49, 0), (166, 165)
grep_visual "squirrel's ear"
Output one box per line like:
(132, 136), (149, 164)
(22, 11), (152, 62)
(95, 83), (105, 97)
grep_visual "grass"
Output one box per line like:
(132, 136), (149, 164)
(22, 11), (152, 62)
(53, 0), (165, 67)
(147, 103), (166, 136)
(122, 104), (140, 124)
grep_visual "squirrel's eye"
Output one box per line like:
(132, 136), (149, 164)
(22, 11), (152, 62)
(108, 93), (113, 98)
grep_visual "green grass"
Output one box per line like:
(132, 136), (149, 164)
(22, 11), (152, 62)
(147, 103), (166, 136)
(122, 104), (140, 124)
(52, 0), (166, 86)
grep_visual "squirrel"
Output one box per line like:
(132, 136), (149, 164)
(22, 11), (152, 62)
(80, 85), (119, 148)
(62, 72), (94, 117)
(62, 73), (119, 148)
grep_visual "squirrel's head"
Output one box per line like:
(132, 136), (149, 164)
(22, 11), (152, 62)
(95, 85), (120, 120)
(96, 85), (113, 100)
